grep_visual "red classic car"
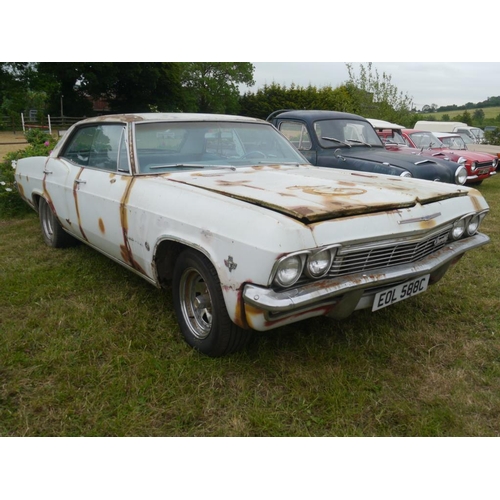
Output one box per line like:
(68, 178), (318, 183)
(402, 129), (497, 185)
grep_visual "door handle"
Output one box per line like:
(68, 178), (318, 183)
(75, 179), (86, 185)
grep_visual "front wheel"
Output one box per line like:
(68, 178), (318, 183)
(172, 249), (250, 357)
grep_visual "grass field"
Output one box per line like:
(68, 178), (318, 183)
(1, 142), (499, 436)
(430, 106), (500, 122)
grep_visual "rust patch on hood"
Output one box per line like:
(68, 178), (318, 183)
(165, 166), (469, 223)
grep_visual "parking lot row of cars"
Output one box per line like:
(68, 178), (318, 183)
(13, 111), (492, 356)
(267, 110), (498, 187)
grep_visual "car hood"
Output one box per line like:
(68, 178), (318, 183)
(431, 148), (496, 162)
(164, 164), (468, 223)
(341, 146), (450, 168)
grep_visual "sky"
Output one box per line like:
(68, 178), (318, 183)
(241, 62), (500, 110)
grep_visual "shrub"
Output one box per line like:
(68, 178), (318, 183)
(0, 130), (58, 218)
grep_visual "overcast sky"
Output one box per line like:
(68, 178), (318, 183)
(241, 62), (500, 110)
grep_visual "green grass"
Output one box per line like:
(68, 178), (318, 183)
(431, 106), (500, 121)
(1, 175), (499, 436)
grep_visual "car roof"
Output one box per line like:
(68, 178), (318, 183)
(76, 113), (267, 125)
(268, 109), (367, 121)
(433, 132), (460, 138)
(367, 118), (404, 130)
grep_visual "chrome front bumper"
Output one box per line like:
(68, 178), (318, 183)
(242, 233), (489, 324)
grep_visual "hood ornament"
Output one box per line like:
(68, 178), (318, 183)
(398, 212), (441, 224)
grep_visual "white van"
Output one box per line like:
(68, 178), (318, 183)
(414, 121), (485, 143)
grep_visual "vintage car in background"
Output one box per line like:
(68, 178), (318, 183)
(402, 129), (497, 185)
(14, 113), (490, 357)
(267, 110), (468, 185)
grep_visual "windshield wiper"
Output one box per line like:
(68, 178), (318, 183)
(149, 163), (236, 171)
(347, 139), (372, 147)
(322, 136), (351, 148)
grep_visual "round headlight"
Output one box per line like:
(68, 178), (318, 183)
(400, 171), (412, 178)
(466, 214), (480, 236)
(470, 161), (477, 171)
(450, 218), (466, 240)
(274, 255), (304, 287)
(306, 248), (333, 278)
(455, 165), (467, 185)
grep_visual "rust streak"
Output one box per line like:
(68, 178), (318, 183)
(119, 177), (146, 274)
(73, 168), (88, 241)
(98, 218), (105, 234)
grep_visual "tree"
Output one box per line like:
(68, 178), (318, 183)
(345, 62), (414, 124)
(36, 62), (184, 115)
(180, 63), (254, 113)
(473, 108), (485, 125)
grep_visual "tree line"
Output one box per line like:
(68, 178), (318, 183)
(2, 62), (497, 131)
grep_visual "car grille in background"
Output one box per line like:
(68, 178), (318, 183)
(328, 228), (450, 277)
(477, 161), (494, 169)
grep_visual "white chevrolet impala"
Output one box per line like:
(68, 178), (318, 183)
(14, 113), (490, 356)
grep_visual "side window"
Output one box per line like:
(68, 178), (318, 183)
(279, 121), (312, 150)
(62, 124), (129, 173)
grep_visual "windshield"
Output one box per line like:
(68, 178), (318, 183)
(379, 129), (407, 145)
(438, 135), (467, 150)
(408, 131), (445, 149)
(456, 132), (475, 145)
(471, 128), (485, 141)
(134, 121), (307, 173)
(313, 119), (384, 148)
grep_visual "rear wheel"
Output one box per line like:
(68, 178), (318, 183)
(172, 249), (250, 357)
(39, 198), (75, 248)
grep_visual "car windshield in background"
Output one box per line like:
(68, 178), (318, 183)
(134, 121), (306, 173)
(383, 129), (407, 145)
(438, 136), (467, 150)
(409, 132), (445, 149)
(313, 119), (384, 149)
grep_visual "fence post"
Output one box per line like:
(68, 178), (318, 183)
(21, 113), (25, 133)
(48, 115), (52, 135)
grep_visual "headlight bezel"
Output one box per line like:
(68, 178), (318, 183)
(271, 245), (341, 288)
(454, 165), (467, 185)
(304, 245), (339, 279)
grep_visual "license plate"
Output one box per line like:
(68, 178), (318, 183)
(372, 275), (430, 311)
(476, 168), (490, 176)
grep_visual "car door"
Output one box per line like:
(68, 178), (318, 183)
(59, 123), (133, 264)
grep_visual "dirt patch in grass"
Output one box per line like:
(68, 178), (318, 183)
(0, 131), (28, 160)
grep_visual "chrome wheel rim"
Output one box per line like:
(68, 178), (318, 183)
(40, 202), (54, 241)
(179, 267), (213, 340)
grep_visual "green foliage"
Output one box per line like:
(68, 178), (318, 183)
(485, 129), (500, 145)
(473, 108), (485, 125)
(345, 62), (415, 124)
(180, 63), (255, 114)
(0, 130), (57, 218)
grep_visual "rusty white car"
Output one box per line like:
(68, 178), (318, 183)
(14, 113), (490, 357)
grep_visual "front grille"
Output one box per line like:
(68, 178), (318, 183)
(328, 228), (451, 277)
(476, 161), (494, 169)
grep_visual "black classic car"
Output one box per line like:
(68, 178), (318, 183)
(267, 110), (468, 185)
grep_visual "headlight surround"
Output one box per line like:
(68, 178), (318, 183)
(450, 217), (466, 240)
(273, 253), (306, 287)
(450, 211), (488, 240)
(457, 156), (467, 165)
(454, 165), (467, 185)
(305, 246), (337, 278)
(466, 214), (481, 236)
(470, 161), (477, 171)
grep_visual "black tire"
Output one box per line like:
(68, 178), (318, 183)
(172, 249), (250, 357)
(38, 197), (75, 248)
